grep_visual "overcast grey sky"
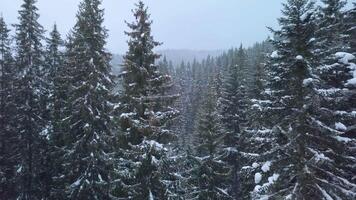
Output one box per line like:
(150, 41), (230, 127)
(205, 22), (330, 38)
(1, 0), (285, 54)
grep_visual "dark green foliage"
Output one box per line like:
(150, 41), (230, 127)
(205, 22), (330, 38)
(43, 24), (68, 199)
(118, 1), (179, 199)
(12, 0), (48, 199)
(0, 16), (17, 200)
(187, 82), (231, 200)
(250, 0), (356, 199)
(57, 0), (117, 199)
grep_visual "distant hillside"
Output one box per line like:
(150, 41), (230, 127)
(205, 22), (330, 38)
(157, 49), (223, 66)
(111, 49), (223, 74)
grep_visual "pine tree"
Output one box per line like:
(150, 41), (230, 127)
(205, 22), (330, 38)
(0, 16), (17, 200)
(12, 0), (48, 199)
(58, 0), (117, 198)
(118, 1), (179, 199)
(187, 81), (231, 200)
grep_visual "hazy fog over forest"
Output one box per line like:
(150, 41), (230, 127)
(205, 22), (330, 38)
(0, 0), (286, 53)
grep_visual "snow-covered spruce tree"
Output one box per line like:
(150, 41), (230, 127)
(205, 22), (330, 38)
(220, 45), (249, 136)
(219, 45), (249, 199)
(118, 1), (179, 199)
(44, 24), (64, 133)
(313, 1), (356, 195)
(237, 43), (275, 200)
(42, 24), (68, 199)
(314, 0), (350, 87)
(58, 0), (117, 199)
(0, 16), (17, 199)
(247, 40), (272, 100)
(187, 80), (231, 200)
(252, 0), (356, 199)
(12, 0), (49, 199)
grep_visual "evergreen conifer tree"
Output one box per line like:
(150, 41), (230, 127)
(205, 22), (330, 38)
(187, 80), (231, 200)
(58, 0), (117, 198)
(0, 16), (17, 200)
(252, 0), (356, 199)
(118, 1), (179, 199)
(12, 0), (48, 198)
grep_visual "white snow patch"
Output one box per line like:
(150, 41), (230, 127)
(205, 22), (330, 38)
(254, 185), (262, 192)
(267, 173), (279, 184)
(335, 136), (352, 143)
(271, 51), (279, 58)
(303, 78), (314, 86)
(335, 122), (347, 131)
(98, 174), (103, 182)
(335, 52), (355, 64)
(149, 189), (154, 200)
(296, 55), (304, 60)
(261, 161), (271, 173)
(255, 173), (262, 184)
(17, 166), (22, 173)
(252, 162), (259, 168)
(348, 77), (356, 86)
(216, 187), (229, 196)
(300, 11), (312, 21)
(120, 112), (135, 118)
(145, 140), (164, 150)
(71, 178), (82, 187)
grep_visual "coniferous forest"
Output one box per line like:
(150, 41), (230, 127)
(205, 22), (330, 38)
(0, 0), (355, 199)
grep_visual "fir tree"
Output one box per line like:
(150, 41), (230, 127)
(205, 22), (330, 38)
(0, 16), (17, 200)
(58, 0), (117, 198)
(12, 0), (47, 199)
(43, 24), (67, 199)
(44, 24), (64, 132)
(252, 0), (356, 199)
(118, 1), (179, 199)
(187, 81), (231, 200)
(219, 45), (249, 198)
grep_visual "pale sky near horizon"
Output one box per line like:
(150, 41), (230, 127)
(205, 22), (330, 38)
(0, 0), (344, 54)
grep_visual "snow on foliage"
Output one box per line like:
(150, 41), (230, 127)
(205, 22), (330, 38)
(347, 63), (356, 86)
(296, 55), (303, 60)
(267, 173), (279, 184)
(335, 52), (355, 64)
(255, 173), (262, 184)
(303, 78), (314, 86)
(270, 51), (279, 58)
(252, 162), (259, 168)
(216, 187), (229, 196)
(335, 122), (347, 131)
(316, 184), (333, 200)
(261, 161), (271, 173)
(334, 136), (352, 143)
(149, 189), (154, 200)
(144, 140), (164, 150)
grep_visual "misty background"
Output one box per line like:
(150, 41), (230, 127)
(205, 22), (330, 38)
(0, 0), (283, 52)
(1, 0), (352, 68)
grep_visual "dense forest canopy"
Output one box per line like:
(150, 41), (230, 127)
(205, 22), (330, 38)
(0, 0), (355, 199)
